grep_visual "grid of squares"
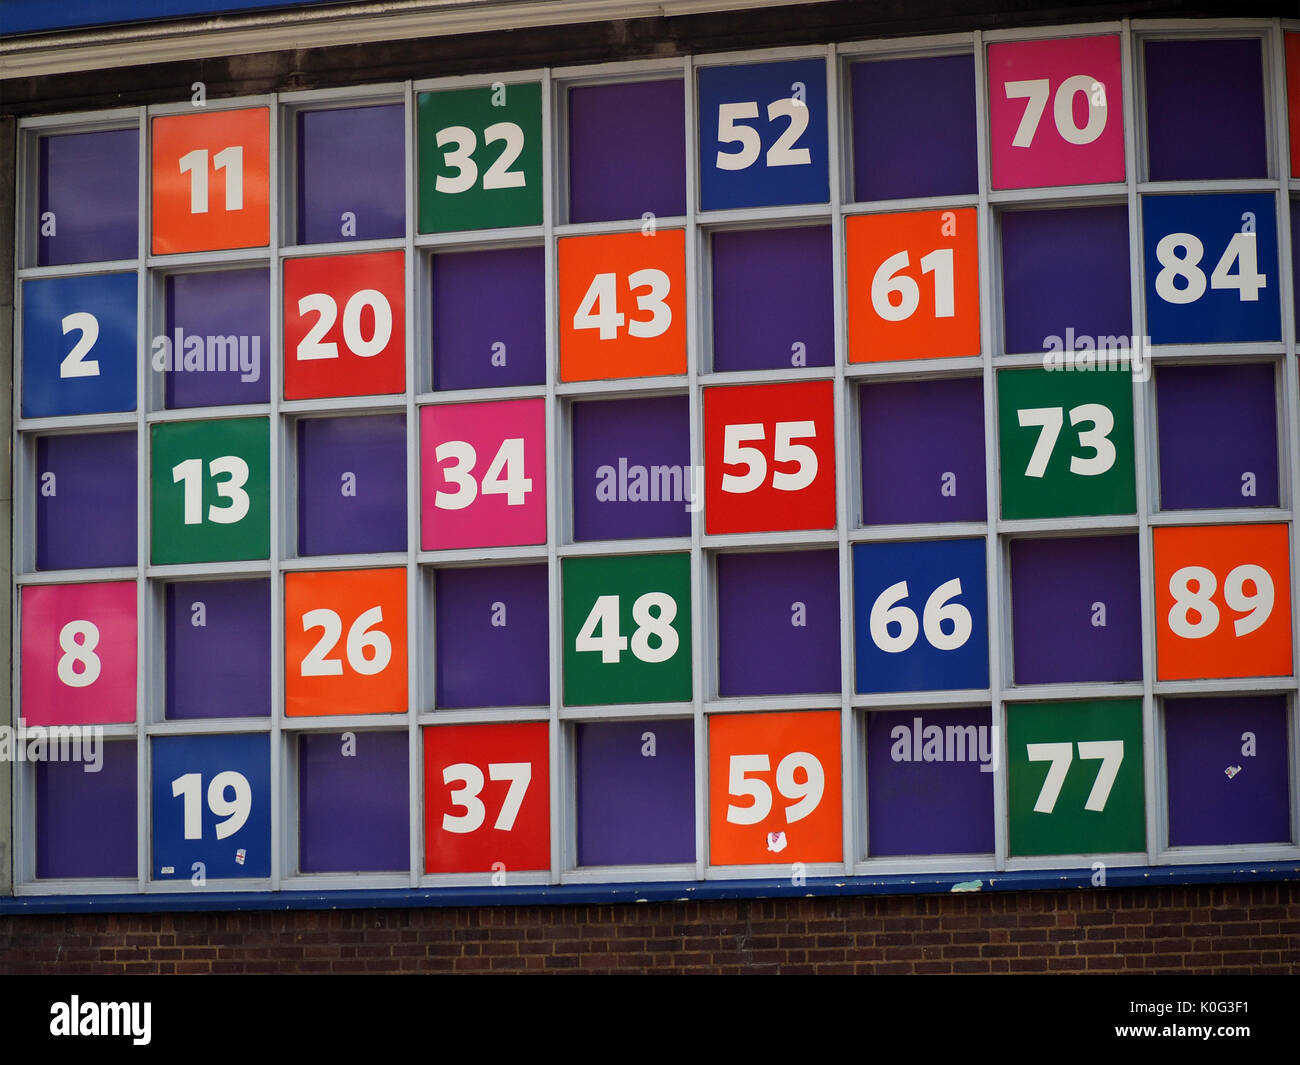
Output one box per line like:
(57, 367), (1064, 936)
(9, 18), (1300, 895)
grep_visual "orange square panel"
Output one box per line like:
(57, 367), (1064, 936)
(558, 229), (686, 382)
(152, 108), (270, 255)
(846, 208), (980, 363)
(1154, 524), (1292, 681)
(285, 568), (408, 717)
(708, 709), (841, 867)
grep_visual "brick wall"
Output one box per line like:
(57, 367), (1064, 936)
(1, 882), (1297, 974)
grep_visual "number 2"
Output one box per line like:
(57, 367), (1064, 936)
(59, 312), (100, 379)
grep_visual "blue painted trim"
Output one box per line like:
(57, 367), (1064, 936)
(2, 861), (1297, 915)
(1, 1), (351, 37)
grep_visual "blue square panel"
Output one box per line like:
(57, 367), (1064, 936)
(22, 273), (136, 418)
(152, 733), (271, 881)
(1143, 193), (1280, 345)
(698, 59), (829, 211)
(853, 539), (989, 694)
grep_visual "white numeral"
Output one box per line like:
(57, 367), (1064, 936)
(300, 606), (392, 677)
(715, 98), (811, 171)
(720, 420), (818, 493)
(441, 761), (533, 834)
(59, 312), (100, 379)
(1027, 740), (1124, 815)
(726, 752), (824, 825)
(870, 248), (955, 322)
(1155, 231), (1265, 305)
(869, 578), (973, 654)
(1016, 404), (1115, 478)
(172, 455), (251, 526)
(435, 122), (527, 194)
(573, 270), (671, 341)
(1005, 74), (1106, 148)
(297, 289), (393, 360)
(178, 146), (243, 214)
(56, 619), (101, 688)
(1168, 563), (1273, 640)
(575, 592), (678, 665)
(171, 770), (252, 841)
(433, 437), (532, 510)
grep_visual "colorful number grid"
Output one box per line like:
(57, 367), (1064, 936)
(9, 22), (1300, 894)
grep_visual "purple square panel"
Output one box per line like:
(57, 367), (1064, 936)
(36, 432), (136, 570)
(860, 376), (985, 524)
(164, 269), (270, 408)
(1145, 39), (1267, 181)
(1001, 206), (1130, 355)
(297, 104), (405, 244)
(299, 731), (410, 872)
(432, 246), (545, 390)
(568, 80), (686, 223)
(711, 226), (833, 372)
(1010, 535), (1141, 684)
(866, 707), (995, 856)
(38, 129), (139, 266)
(166, 580), (271, 720)
(1157, 363), (1278, 510)
(576, 719), (695, 865)
(36, 741), (137, 878)
(297, 415), (406, 556)
(571, 395), (692, 541)
(435, 564), (549, 708)
(851, 54), (977, 202)
(1165, 696), (1289, 846)
(717, 550), (840, 696)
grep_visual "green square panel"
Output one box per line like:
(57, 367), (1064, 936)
(996, 367), (1135, 520)
(417, 82), (543, 234)
(563, 553), (692, 707)
(1007, 699), (1145, 857)
(151, 418), (270, 564)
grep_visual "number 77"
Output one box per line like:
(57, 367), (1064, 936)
(1026, 739), (1124, 814)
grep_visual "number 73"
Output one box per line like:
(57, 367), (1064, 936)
(1026, 740), (1124, 814)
